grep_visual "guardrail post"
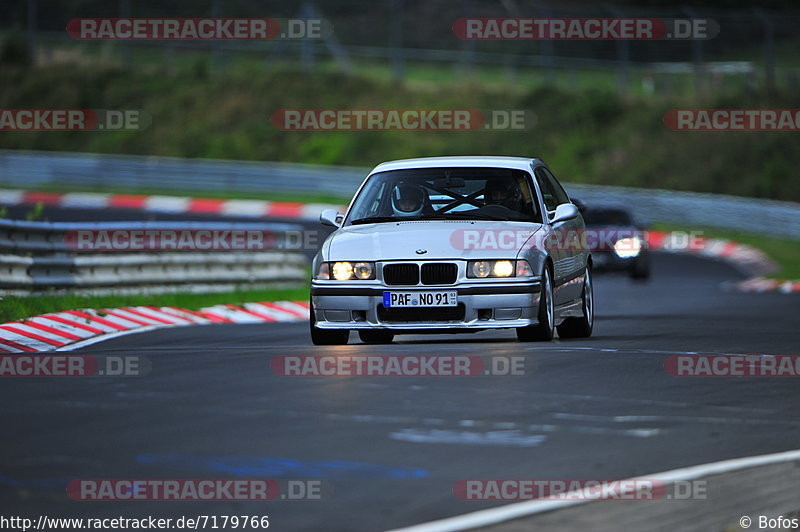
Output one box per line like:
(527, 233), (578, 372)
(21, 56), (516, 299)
(683, 6), (705, 100)
(754, 8), (776, 94)
(211, 0), (224, 71)
(606, 4), (629, 97)
(457, 0), (476, 80)
(119, 0), (132, 68)
(301, 2), (316, 74)
(389, 0), (405, 83)
(26, 0), (37, 64)
(534, 1), (556, 86)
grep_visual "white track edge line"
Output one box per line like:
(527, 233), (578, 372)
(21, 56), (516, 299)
(56, 325), (170, 351)
(386, 447), (800, 532)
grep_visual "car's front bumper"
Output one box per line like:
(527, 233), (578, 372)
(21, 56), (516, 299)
(311, 281), (541, 330)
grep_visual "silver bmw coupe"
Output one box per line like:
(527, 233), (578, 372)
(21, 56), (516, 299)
(310, 156), (593, 345)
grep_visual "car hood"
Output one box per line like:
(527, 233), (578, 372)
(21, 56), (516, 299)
(326, 221), (543, 261)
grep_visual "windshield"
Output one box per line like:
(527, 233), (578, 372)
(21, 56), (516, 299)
(582, 208), (633, 227)
(346, 167), (541, 225)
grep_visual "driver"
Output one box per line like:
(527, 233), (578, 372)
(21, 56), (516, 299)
(484, 179), (522, 211)
(391, 183), (426, 217)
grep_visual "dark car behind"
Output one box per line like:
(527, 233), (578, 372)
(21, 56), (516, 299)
(578, 202), (651, 281)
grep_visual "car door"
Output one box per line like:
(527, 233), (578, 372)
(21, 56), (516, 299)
(534, 166), (584, 306)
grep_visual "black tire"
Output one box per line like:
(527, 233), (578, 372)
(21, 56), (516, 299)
(557, 266), (594, 339)
(631, 257), (650, 282)
(517, 267), (555, 342)
(358, 330), (395, 344)
(309, 299), (349, 345)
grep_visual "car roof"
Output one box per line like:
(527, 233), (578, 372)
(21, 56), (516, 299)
(370, 156), (543, 174)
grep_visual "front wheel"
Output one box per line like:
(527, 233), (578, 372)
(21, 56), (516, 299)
(309, 299), (349, 345)
(557, 266), (594, 338)
(517, 268), (555, 342)
(631, 256), (650, 282)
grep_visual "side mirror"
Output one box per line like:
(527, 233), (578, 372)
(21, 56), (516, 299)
(320, 209), (342, 227)
(550, 203), (579, 225)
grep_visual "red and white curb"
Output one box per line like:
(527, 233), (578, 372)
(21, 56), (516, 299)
(0, 301), (309, 353)
(732, 277), (800, 294)
(646, 231), (799, 294)
(0, 189), (343, 221)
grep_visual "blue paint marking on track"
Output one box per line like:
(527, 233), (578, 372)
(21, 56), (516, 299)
(136, 454), (428, 479)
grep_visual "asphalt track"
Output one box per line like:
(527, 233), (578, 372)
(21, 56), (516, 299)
(2, 242), (799, 531)
(2, 204), (799, 529)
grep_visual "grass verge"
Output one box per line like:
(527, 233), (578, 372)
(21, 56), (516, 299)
(0, 286), (310, 324)
(1, 63), (799, 202)
(653, 223), (800, 279)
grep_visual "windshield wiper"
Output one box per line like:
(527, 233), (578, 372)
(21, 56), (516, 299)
(422, 212), (505, 221)
(350, 212), (508, 225)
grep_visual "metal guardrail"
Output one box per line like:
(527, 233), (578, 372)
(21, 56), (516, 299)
(0, 149), (366, 198)
(566, 184), (800, 240)
(1, 150), (799, 240)
(0, 218), (308, 291)
(0, 218), (304, 253)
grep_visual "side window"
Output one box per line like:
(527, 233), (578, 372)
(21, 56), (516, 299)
(535, 167), (569, 212)
(542, 168), (570, 205)
(534, 168), (559, 212)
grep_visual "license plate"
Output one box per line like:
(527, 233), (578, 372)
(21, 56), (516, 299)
(383, 291), (458, 308)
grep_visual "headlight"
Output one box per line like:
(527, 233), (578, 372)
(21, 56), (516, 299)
(325, 261), (376, 281)
(332, 262), (354, 280)
(614, 237), (642, 258)
(353, 262), (374, 279)
(468, 260), (521, 278)
(493, 260), (514, 277)
(471, 261), (492, 278)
